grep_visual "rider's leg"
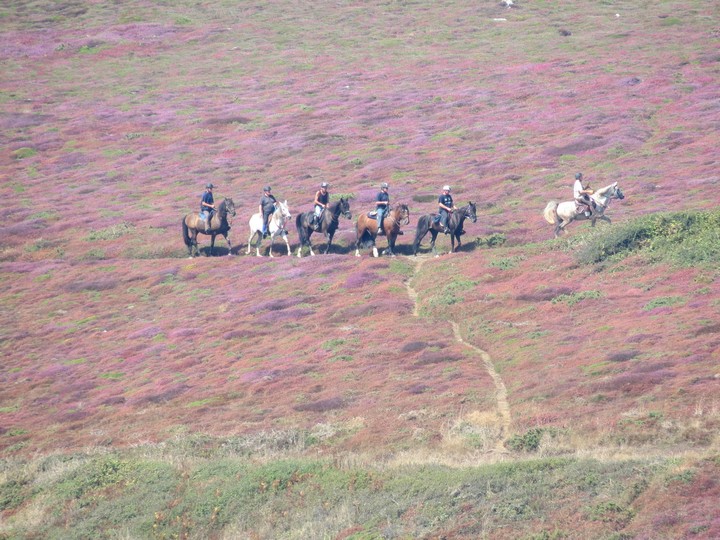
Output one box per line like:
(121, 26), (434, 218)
(377, 208), (385, 235)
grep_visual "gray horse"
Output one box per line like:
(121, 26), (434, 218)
(543, 182), (624, 238)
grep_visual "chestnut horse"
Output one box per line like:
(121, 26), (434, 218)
(182, 198), (236, 257)
(355, 203), (410, 257)
(295, 197), (352, 257)
(412, 202), (477, 256)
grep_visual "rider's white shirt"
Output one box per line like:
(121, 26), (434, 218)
(573, 179), (585, 199)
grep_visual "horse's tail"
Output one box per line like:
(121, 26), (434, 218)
(296, 213), (308, 246)
(543, 202), (558, 225)
(412, 215), (431, 255)
(182, 217), (192, 247)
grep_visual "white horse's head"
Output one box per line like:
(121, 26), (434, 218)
(592, 182), (624, 207)
(279, 200), (291, 220)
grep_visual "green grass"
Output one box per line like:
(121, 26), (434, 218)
(0, 440), (678, 539)
(572, 210), (720, 266)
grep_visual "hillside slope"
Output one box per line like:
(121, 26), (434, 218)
(1, 0), (719, 538)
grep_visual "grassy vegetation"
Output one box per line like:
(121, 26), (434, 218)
(2, 438), (710, 539)
(571, 210), (720, 266)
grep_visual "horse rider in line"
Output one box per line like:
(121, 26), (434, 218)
(200, 183), (215, 232)
(376, 182), (390, 235)
(311, 182), (330, 231)
(573, 172), (595, 217)
(438, 184), (457, 234)
(260, 185), (277, 238)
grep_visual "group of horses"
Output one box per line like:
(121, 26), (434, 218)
(181, 182), (624, 258)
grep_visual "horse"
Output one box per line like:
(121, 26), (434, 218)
(182, 198), (236, 257)
(355, 203), (411, 257)
(543, 182), (625, 238)
(295, 197), (352, 257)
(412, 202), (477, 257)
(246, 200), (292, 257)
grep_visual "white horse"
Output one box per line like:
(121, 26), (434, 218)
(246, 200), (292, 257)
(543, 182), (625, 238)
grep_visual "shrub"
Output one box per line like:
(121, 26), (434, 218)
(551, 290), (603, 306)
(506, 428), (545, 452)
(13, 147), (37, 159)
(86, 222), (134, 241)
(475, 233), (507, 248)
(574, 210), (720, 266)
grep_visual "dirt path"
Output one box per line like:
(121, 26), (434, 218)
(406, 256), (512, 450)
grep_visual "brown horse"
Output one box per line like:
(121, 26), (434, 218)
(354, 203), (410, 257)
(182, 198), (236, 257)
(295, 197), (352, 257)
(412, 202), (477, 256)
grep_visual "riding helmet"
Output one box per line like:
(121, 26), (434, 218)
(263, 186), (271, 192)
(442, 185), (451, 191)
(206, 183), (214, 189)
(320, 182), (329, 188)
(575, 172), (583, 180)
(381, 182), (389, 189)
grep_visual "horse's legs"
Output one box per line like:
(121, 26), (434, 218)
(429, 230), (439, 256)
(224, 233), (233, 256)
(188, 230), (197, 257)
(282, 232), (291, 256)
(208, 234), (217, 256)
(268, 234), (276, 258)
(323, 232), (334, 255)
(591, 215), (611, 228)
(246, 230), (256, 255)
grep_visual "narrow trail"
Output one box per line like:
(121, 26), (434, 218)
(405, 257), (512, 451)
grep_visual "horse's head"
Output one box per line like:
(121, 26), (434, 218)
(279, 200), (291, 220)
(614, 185), (625, 200)
(465, 201), (477, 223)
(223, 198), (236, 217)
(339, 197), (352, 220)
(396, 203), (410, 226)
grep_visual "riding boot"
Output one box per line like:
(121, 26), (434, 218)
(205, 217), (211, 233)
(377, 227), (384, 236)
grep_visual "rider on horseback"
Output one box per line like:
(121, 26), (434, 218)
(573, 172), (595, 217)
(438, 185), (456, 234)
(311, 182), (330, 231)
(200, 183), (215, 232)
(260, 186), (277, 238)
(376, 182), (389, 236)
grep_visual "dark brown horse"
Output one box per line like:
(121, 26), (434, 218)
(182, 198), (236, 257)
(412, 202), (477, 256)
(354, 203), (410, 257)
(295, 197), (352, 257)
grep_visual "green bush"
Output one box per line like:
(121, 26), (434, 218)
(506, 428), (546, 452)
(551, 290), (603, 306)
(573, 210), (720, 266)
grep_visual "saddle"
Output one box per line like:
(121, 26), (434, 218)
(367, 210), (378, 219)
(576, 201), (595, 215)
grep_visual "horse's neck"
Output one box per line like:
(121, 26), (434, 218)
(592, 191), (610, 207)
(328, 203), (341, 220)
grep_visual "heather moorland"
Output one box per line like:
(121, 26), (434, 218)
(1, 1), (719, 538)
